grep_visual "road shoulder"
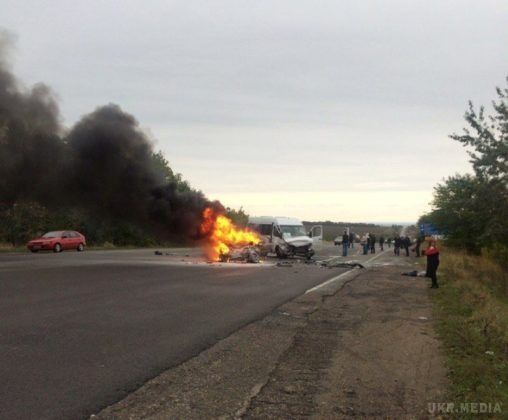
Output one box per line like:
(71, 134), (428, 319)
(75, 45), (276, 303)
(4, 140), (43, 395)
(94, 254), (448, 419)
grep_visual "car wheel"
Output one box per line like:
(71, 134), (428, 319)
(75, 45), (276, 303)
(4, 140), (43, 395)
(275, 246), (286, 259)
(77, 243), (84, 252)
(53, 243), (62, 253)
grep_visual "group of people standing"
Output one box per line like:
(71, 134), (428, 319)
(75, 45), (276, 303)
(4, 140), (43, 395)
(359, 233), (383, 255)
(340, 231), (376, 257)
(347, 233), (388, 255)
(339, 230), (440, 289)
(393, 235), (412, 256)
(338, 230), (440, 288)
(343, 233), (417, 257)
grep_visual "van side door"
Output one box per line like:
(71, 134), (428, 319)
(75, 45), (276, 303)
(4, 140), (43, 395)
(271, 223), (283, 251)
(310, 225), (323, 249)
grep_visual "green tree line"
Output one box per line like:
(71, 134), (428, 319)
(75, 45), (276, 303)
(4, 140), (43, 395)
(419, 77), (508, 264)
(0, 152), (200, 247)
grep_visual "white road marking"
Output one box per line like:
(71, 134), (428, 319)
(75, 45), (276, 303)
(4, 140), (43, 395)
(363, 249), (390, 266)
(304, 269), (358, 294)
(305, 249), (390, 294)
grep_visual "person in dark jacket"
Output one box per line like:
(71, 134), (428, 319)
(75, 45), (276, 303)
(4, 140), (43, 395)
(424, 240), (440, 288)
(415, 235), (423, 257)
(342, 230), (349, 257)
(369, 234), (376, 253)
(379, 236), (385, 251)
(349, 232), (355, 249)
(394, 236), (401, 256)
(403, 236), (410, 256)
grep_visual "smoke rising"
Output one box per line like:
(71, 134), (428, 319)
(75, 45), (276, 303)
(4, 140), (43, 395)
(0, 32), (222, 241)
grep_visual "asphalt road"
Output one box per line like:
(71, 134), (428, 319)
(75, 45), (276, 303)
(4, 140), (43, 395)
(0, 249), (344, 419)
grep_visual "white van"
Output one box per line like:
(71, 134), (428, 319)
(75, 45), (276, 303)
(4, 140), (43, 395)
(247, 216), (323, 259)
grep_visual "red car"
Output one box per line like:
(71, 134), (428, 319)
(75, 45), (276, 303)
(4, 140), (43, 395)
(27, 231), (86, 253)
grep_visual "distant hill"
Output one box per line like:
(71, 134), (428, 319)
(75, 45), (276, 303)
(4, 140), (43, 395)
(303, 221), (402, 242)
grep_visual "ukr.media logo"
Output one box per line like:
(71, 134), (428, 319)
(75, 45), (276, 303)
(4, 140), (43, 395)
(428, 402), (502, 414)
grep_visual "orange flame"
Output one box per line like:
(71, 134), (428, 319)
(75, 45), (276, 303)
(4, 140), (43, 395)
(200, 207), (260, 261)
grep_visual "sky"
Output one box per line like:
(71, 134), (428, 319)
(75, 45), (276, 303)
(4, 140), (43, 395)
(2, 0), (508, 223)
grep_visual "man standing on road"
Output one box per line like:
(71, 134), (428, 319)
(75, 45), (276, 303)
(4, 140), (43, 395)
(415, 235), (423, 257)
(403, 236), (410, 256)
(370, 234), (376, 254)
(394, 236), (401, 256)
(361, 233), (369, 255)
(379, 236), (385, 251)
(342, 230), (349, 257)
(349, 232), (355, 249)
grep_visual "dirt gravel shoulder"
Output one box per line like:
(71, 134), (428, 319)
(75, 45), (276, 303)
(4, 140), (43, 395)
(94, 257), (448, 419)
(245, 264), (448, 418)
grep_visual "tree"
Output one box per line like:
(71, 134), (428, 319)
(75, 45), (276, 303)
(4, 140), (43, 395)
(225, 207), (249, 227)
(423, 78), (508, 255)
(151, 151), (176, 185)
(0, 201), (49, 246)
(151, 151), (191, 192)
(450, 77), (508, 183)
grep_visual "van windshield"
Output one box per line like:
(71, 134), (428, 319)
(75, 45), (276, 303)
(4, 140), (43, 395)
(280, 225), (307, 237)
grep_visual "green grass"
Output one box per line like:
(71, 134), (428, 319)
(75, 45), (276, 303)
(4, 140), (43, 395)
(0, 243), (26, 253)
(431, 249), (508, 418)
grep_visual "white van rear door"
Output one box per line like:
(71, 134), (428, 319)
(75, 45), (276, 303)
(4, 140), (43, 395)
(310, 225), (323, 248)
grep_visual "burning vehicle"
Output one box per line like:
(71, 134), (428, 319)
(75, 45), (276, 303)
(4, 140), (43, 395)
(199, 208), (262, 262)
(247, 216), (322, 259)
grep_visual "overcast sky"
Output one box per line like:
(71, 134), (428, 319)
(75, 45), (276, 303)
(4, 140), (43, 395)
(3, 0), (507, 223)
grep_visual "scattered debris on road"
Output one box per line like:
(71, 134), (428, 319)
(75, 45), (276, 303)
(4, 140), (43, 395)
(401, 270), (427, 277)
(276, 261), (294, 267)
(154, 250), (177, 256)
(317, 257), (365, 269)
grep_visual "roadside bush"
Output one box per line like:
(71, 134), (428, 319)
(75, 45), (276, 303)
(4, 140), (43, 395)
(0, 201), (50, 246)
(432, 248), (508, 416)
(482, 244), (508, 270)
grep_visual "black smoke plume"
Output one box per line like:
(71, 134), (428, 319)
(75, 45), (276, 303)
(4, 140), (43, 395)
(0, 32), (222, 241)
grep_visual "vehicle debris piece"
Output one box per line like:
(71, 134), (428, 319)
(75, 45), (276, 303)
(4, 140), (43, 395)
(401, 270), (427, 277)
(318, 257), (365, 269)
(276, 261), (293, 267)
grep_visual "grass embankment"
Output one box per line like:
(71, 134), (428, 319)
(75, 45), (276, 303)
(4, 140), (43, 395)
(0, 243), (26, 253)
(432, 248), (507, 415)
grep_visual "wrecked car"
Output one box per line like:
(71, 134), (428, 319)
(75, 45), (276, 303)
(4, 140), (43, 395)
(247, 216), (322, 259)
